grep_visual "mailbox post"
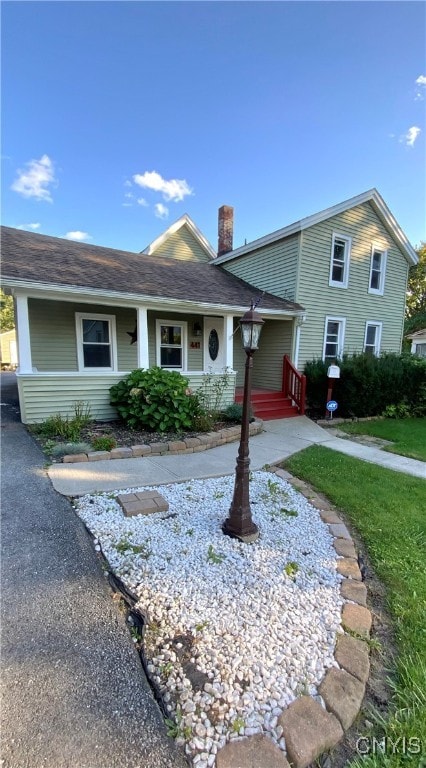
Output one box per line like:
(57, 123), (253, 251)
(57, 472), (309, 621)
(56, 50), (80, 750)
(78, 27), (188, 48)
(325, 364), (340, 419)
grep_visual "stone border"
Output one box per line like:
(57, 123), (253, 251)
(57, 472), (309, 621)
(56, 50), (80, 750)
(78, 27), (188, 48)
(62, 419), (264, 463)
(215, 466), (372, 768)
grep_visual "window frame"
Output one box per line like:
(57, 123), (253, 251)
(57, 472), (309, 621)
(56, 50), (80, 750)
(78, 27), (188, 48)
(75, 312), (117, 372)
(322, 315), (346, 361)
(156, 319), (187, 370)
(363, 321), (383, 356)
(368, 245), (387, 296)
(328, 233), (352, 289)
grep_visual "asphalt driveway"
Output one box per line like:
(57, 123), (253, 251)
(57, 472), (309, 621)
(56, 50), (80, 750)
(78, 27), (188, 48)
(0, 373), (187, 768)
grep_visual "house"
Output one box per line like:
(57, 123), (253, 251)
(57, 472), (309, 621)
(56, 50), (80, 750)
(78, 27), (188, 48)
(406, 328), (426, 357)
(0, 188), (417, 424)
(213, 190), (417, 373)
(0, 329), (17, 369)
(0, 219), (304, 423)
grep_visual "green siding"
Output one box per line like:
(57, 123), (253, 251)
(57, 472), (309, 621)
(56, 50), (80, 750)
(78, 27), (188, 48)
(232, 319), (292, 389)
(28, 299), (138, 372)
(252, 320), (292, 389)
(296, 202), (409, 369)
(152, 225), (211, 262)
(17, 374), (125, 423)
(17, 371), (236, 424)
(222, 234), (299, 301)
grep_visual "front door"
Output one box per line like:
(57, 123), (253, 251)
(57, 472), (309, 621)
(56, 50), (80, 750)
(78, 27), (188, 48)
(203, 317), (225, 372)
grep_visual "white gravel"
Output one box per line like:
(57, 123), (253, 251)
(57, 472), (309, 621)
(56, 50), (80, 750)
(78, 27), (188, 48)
(75, 471), (343, 767)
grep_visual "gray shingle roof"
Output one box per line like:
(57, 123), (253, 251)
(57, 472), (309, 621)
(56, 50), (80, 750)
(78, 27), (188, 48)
(1, 227), (304, 313)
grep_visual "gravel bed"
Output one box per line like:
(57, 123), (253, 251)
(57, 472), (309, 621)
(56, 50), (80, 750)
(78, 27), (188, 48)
(75, 472), (343, 767)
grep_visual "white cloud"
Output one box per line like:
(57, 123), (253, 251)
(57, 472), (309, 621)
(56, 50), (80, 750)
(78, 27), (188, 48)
(17, 222), (41, 231)
(124, 192), (133, 199)
(414, 74), (426, 100)
(137, 197), (148, 207)
(400, 126), (421, 147)
(154, 203), (169, 219)
(133, 170), (193, 202)
(11, 154), (56, 201)
(64, 231), (92, 241)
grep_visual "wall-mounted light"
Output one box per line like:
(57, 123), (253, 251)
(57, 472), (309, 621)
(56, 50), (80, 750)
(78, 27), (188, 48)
(193, 321), (202, 337)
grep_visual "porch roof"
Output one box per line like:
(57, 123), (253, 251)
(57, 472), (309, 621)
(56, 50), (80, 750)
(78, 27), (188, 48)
(1, 226), (304, 315)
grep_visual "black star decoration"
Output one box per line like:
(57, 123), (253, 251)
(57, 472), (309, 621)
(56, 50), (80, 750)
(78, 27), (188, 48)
(127, 325), (138, 344)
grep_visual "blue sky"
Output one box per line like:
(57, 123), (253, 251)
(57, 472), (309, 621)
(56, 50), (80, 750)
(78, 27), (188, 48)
(2, 1), (425, 254)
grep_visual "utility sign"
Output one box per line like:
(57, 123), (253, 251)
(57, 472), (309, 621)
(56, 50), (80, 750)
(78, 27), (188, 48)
(326, 400), (338, 412)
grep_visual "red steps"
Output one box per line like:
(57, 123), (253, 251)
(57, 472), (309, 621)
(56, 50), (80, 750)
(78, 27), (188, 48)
(234, 388), (299, 420)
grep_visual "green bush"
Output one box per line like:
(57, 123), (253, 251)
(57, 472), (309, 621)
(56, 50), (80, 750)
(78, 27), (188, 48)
(109, 367), (201, 433)
(91, 435), (117, 451)
(304, 353), (426, 419)
(222, 403), (244, 423)
(30, 401), (92, 442)
(50, 441), (93, 458)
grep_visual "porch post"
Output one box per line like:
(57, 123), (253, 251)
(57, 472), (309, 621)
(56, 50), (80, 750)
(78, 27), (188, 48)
(15, 293), (33, 373)
(137, 307), (149, 368)
(224, 315), (234, 370)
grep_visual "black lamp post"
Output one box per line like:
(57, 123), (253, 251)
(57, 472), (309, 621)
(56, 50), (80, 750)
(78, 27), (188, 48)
(222, 305), (264, 543)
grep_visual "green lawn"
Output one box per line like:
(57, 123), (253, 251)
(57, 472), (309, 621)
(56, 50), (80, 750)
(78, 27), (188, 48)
(338, 417), (426, 462)
(283, 446), (426, 768)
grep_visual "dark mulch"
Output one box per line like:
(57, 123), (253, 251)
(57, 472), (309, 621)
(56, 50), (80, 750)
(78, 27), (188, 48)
(80, 420), (230, 448)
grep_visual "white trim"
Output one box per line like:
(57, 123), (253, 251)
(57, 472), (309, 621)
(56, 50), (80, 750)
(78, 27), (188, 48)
(142, 214), (217, 260)
(328, 233), (351, 289)
(294, 323), (301, 370)
(137, 307), (149, 368)
(368, 245), (387, 295)
(15, 293), (33, 373)
(75, 312), (117, 372)
(224, 315), (234, 370)
(3, 279), (301, 319)
(213, 188), (418, 267)
(323, 316), (346, 361)
(363, 321), (383, 356)
(155, 319), (188, 370)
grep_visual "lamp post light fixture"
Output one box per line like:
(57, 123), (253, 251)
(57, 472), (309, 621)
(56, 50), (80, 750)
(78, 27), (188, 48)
(222, 304), (264, 543)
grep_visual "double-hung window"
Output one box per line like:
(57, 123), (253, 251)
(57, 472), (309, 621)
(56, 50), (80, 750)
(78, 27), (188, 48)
(368, 247), (387, 295)
(156, 320), (187, 370)
(323, 316), (346, 361)
(329, 234), (351, 288)
(76, 313), (117, 371)
(364, 322), (382, 356)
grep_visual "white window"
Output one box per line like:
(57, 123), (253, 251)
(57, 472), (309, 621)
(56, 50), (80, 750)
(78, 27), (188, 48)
(323, 316), (346, 361)
(368, 246), (387, 295)
(75, 313), (117, 371)
(156, 320), (187, 370)
(329, 234), (351, 288)
(364, 322), (382, 356)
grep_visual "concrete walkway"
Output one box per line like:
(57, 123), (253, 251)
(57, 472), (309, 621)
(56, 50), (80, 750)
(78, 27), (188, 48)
(49, 416), (425, 497)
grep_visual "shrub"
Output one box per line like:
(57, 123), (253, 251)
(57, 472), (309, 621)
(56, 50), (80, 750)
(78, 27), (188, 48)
(222, 403), (244, 423)
(91, 435), (117, 451)
(196, 367), (231, 416)
(304, 353), (426, 419)
(30, 401), (92, 442)
(50, 442), (92, 458)
(109, 367), (201, 433)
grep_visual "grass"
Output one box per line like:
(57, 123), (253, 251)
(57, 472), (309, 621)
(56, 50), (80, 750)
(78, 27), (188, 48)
(338, 417), (426, 462)
(283, 445), (426, 768)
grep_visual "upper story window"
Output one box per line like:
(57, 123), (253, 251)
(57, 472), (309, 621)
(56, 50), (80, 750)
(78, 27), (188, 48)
(329, 234), (351, 288)
(156, 320), (187, 370)
(75, 313), (117, 371)
(323, 316), (346, 361)
(364, 321), (382, 356)
(368, 247), (387, 295)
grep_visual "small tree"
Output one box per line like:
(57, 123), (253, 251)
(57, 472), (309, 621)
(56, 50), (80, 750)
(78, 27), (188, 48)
(0, 290), (14, 332)
(405, 243), (426, 334)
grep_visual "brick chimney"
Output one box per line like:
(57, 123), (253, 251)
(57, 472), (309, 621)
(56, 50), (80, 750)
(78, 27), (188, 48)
(218, 205), (234, 256)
